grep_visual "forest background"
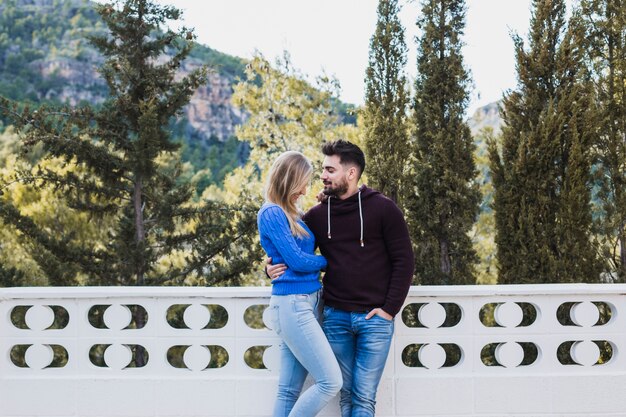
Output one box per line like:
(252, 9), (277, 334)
(0, 0), (624, 289)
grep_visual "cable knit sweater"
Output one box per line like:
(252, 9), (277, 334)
(257, 203), (327, 295)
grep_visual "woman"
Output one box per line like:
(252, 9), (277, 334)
(258, 151), (342, 417)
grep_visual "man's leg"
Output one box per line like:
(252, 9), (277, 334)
(322, 306), (355, 417)
(351, 313), (394, 417)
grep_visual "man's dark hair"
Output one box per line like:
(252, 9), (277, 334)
(322, 140), (366, 178)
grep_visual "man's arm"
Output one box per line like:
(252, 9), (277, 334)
(265, 257), (287, 281)
(379, 200), (415, 317)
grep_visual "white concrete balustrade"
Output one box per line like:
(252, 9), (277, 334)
(1, 284), (626, 417)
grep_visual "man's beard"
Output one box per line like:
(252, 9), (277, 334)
(323, 178), (349, 196)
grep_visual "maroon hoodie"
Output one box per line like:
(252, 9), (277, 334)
(303, 185), (414, 317)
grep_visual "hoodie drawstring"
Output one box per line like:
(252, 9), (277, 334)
(326, 190), (364, 247)
(358, 190), (364, 247)
(327, 196), (332, 239)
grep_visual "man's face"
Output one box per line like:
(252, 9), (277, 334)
(321, 155), (350, 197)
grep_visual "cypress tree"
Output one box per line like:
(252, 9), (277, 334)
(407, 0), (480, 285)
(363, 0), (410, 204)
(488, 0), (602, 284)
(580, 0), (626, 281)
(0, 0), (260, 287)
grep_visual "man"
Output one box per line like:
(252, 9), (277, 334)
(267, 140), (414, 417)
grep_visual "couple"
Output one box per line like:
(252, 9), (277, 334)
(258, 140), (414, 417)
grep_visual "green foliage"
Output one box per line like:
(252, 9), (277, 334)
(580, 0), (626, 281)
(406, 0), (481, 285)
(227, 53), (356, 192)
(188, 45), (247, 81)
(489, 0), (603, 284)
(472, 127), (498, 284)
(0, 128), (83, 286)
(175, 134), (249, 195)
(363, 0), (410, 204)
(0, 264), (26, 287)
(0, 0), (260, 287)
(0, 0), (108, 106)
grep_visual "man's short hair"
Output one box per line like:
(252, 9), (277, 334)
(321, 140), (366, 178)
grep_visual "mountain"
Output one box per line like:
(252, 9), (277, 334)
(1, 0), (353, 187)
(0, 0), (358, 185)
(468, 101), (502, 136)
(0, 0), (250, 143)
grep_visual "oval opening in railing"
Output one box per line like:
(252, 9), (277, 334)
(401, 343), (463, 368)
(10, 345), (29, 368)
(244, 304), (269, 330)
(166, 304), (228, 329)
(557, 340), (613, 366)
(244, 345), (271, 369)
(482, 342), (540, 367)
(401, 302), (462, 328)
(87, 304), (148, 330)
(10, 305), (69, 330)
(166, 345), (229, 370)
(10, 306), (30, 330)
(480, 302), (537, 327)
(9, 344), (68, 369)
(204, 305), (228, 329)
(401, 343), (425, 367)
(88, 344), (149, 369)
(557, 301), (613, 327)
(47, 344), (69, 368)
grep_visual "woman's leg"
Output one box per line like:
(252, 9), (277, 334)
(273, 340), (308, 417)
(273, 291), (342, 417)
(270, 297), (307, 417)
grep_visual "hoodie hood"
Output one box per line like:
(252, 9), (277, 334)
(323, 185), (380, 247)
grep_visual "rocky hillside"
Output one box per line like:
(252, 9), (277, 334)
(468, 101), (502, 136)
(0, 0), (250, 144)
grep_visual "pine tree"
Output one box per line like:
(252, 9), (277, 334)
(363, 0), (410, 204)
(407, 0), (480, 285)
(0, 0), (260, 287)
(581, 0), (626, 281)
(488, 0), (602, 284)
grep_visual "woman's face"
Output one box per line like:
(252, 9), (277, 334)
(291, 182), (308, 203)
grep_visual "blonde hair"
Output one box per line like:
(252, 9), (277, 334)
(264, 151), (313, 237)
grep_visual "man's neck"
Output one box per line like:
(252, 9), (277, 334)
(337, 183), (361, 200)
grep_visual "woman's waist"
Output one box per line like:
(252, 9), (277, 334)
(273, 269), (321, 280)
(271, 274), (321, 295)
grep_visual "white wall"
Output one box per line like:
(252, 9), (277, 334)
(1, 284), (625, 417)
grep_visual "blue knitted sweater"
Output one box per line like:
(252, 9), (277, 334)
(257, 203), (327, 295)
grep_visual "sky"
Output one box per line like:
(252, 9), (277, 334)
(154, 0), (572, 115)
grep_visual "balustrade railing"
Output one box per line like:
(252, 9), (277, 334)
(1, 284), (625, 416)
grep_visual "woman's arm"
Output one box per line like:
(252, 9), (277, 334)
(259, 205), (327, 273)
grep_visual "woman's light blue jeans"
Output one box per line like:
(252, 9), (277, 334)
(268, 290), (342, 417)
(322, 305), (394, 417)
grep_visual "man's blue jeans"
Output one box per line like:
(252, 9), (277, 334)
(268, 290), (342, 417)
(322, 305), (394, 417)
